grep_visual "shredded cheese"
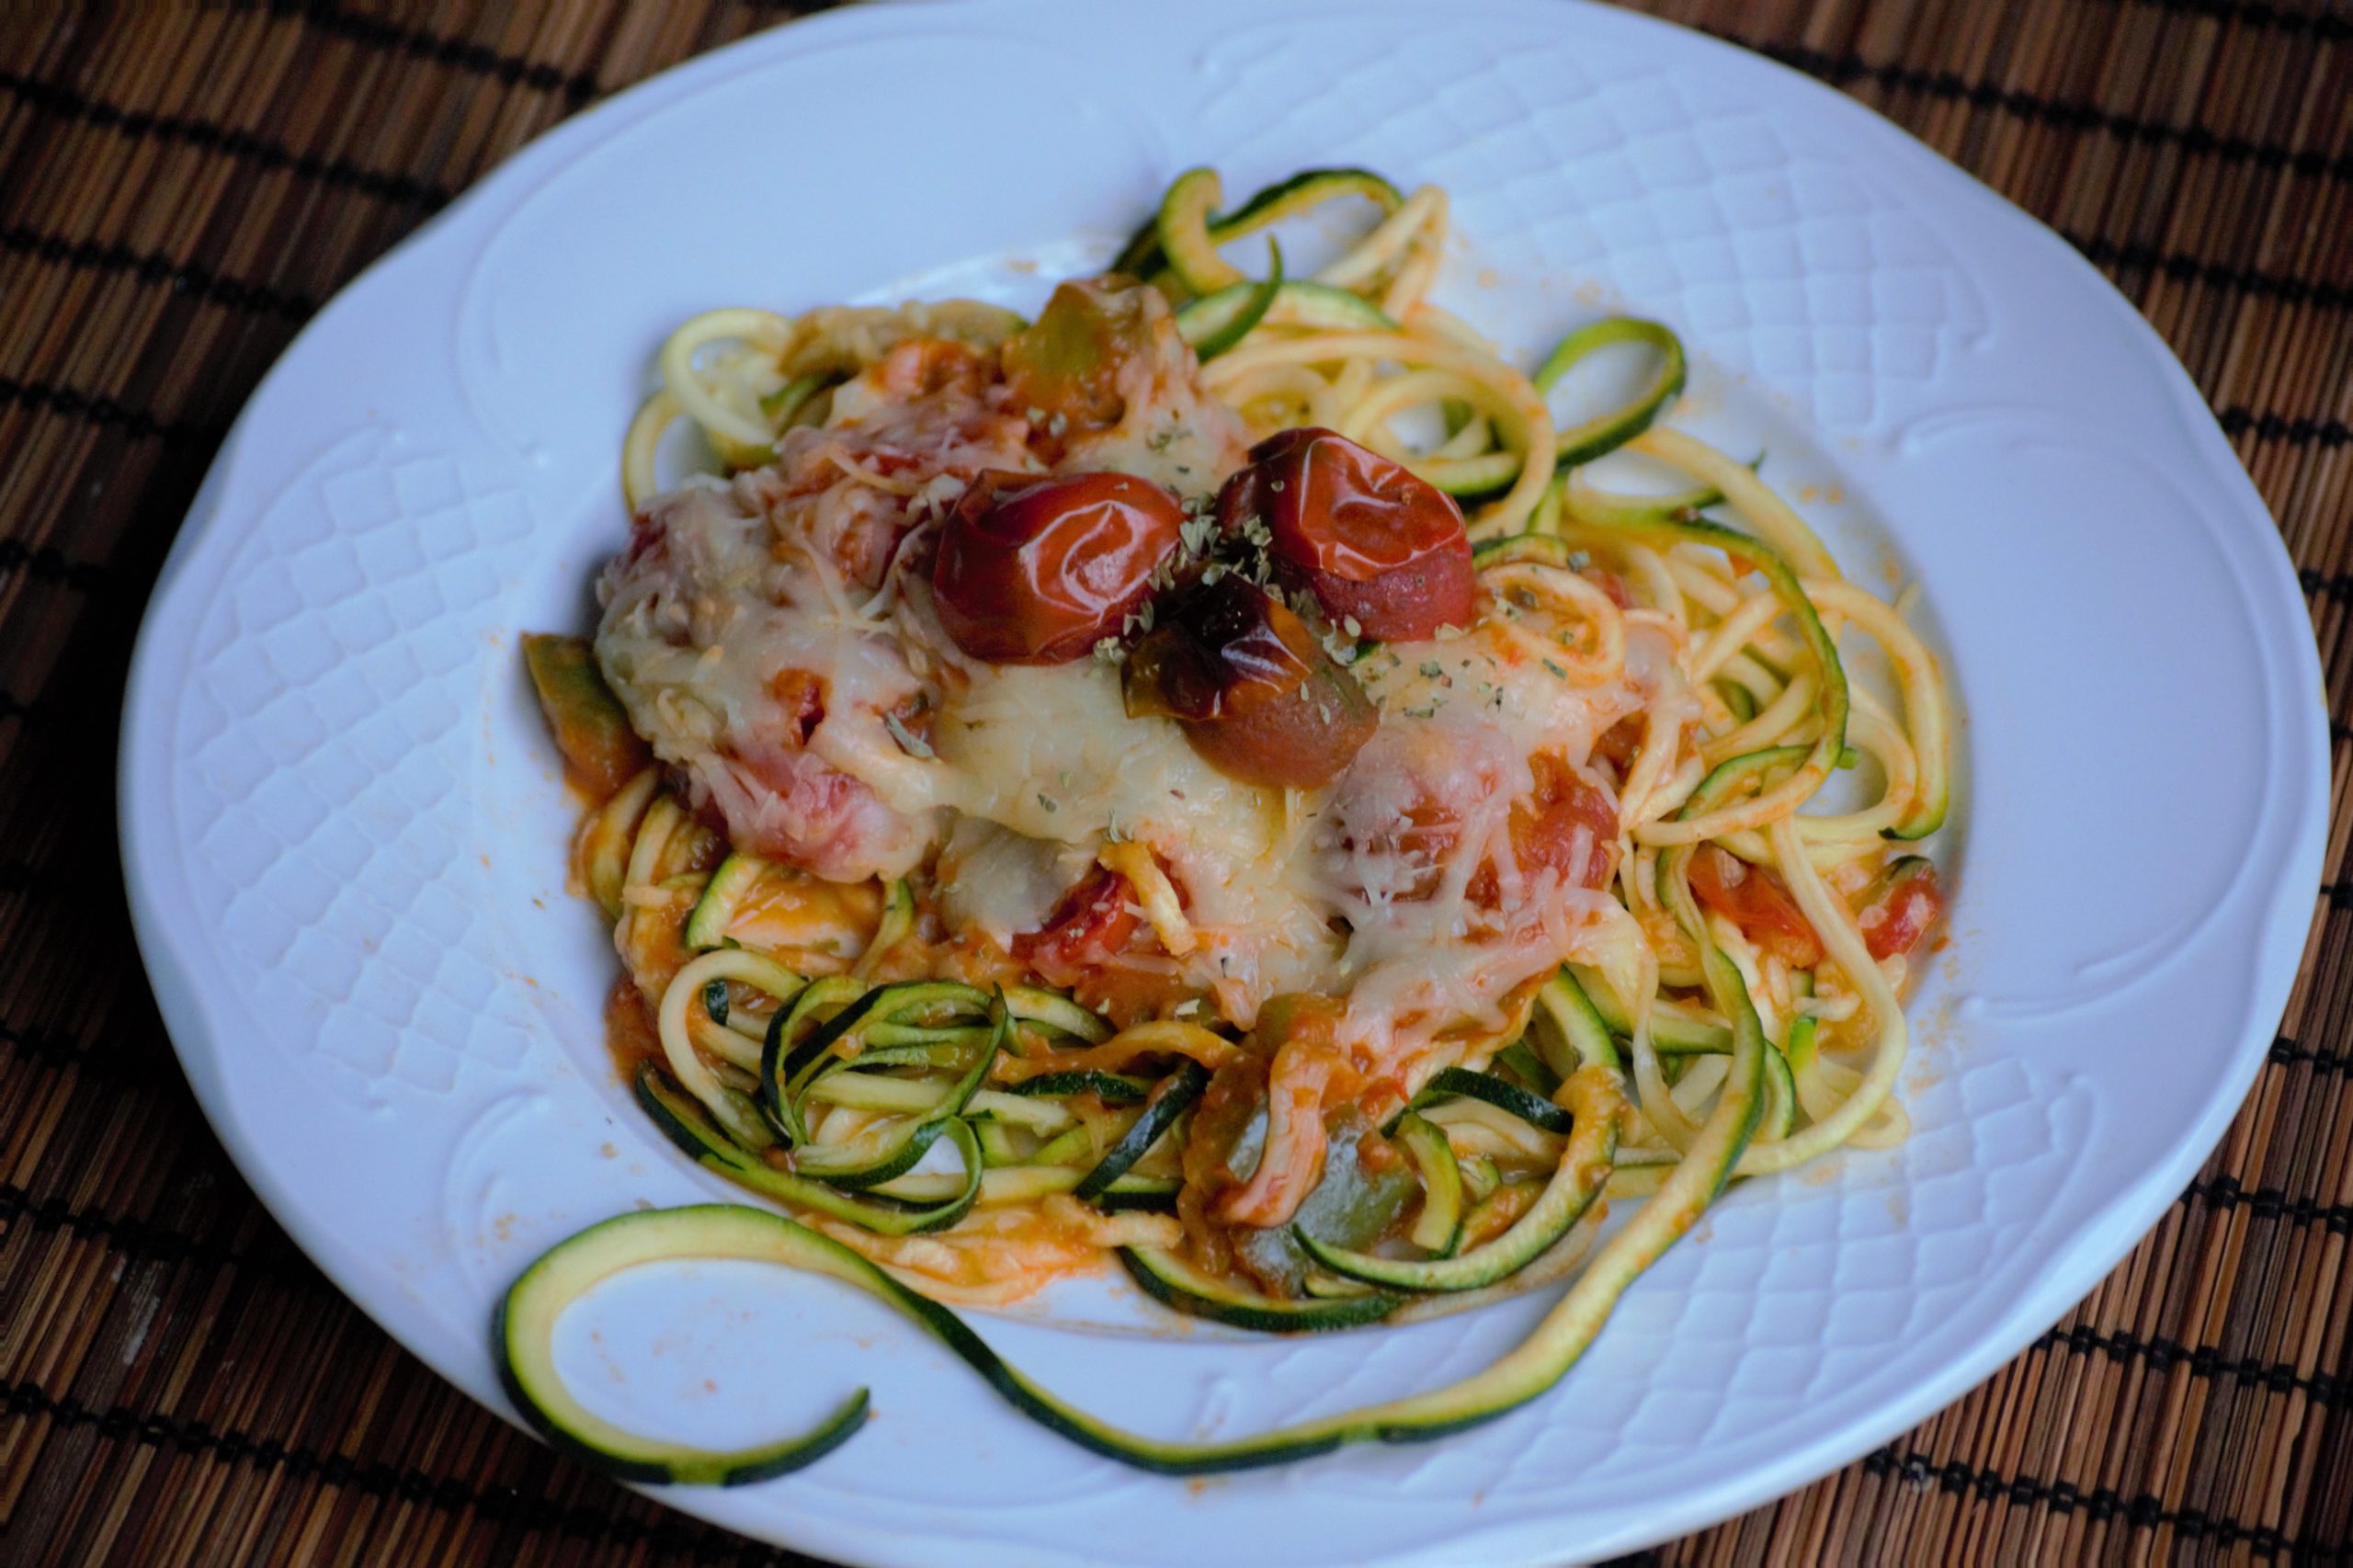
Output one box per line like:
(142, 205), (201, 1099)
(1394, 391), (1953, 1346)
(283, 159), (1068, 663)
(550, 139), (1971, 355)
(597, 286), (1689, 1092)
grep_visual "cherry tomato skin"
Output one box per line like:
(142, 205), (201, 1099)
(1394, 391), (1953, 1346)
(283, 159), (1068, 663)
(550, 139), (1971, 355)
(1013, 869), (1141, 986)
(1859, 858), (1943, 960)
(1217, 427), (1474, 641)
(1688, 845), (1825, 969)
(931, 470), (1186, 664)
(1123, 575), (1377, 789)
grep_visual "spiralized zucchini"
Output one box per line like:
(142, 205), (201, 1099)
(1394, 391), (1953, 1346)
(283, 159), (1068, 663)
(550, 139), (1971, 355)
(514, 162), (1958, 1483)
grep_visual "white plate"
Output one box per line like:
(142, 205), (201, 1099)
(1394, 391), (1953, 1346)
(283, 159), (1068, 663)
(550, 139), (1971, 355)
(119, 1), (2328, 1562)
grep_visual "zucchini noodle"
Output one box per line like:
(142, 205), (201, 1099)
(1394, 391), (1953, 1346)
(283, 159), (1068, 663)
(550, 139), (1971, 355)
(511, 163), (1961, 1482)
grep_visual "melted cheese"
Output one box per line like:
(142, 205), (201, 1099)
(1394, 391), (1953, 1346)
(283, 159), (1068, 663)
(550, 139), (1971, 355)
(926, 658), (1342, 1020)
(1056, 298), (1246, 498)
(934, 817), (1094, 945)
(597, 480), (942, 880)
(1300, 619), (1654, 1051)
(597, 291), (1688, 1066)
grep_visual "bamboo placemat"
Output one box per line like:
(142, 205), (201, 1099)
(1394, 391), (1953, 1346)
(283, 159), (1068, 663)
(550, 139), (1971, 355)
(1, 1), (2346, 1562)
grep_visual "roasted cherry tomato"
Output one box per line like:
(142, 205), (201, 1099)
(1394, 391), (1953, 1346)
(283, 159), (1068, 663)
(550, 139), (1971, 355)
(1123, 574), (1376, 789)
(931, 470), (1186, 665)
(1216, 427), (1474, 641)
(1013, 869), (1141, 987)
(1858, 857), (1943, 960)
(1688, 845), (1824, 969)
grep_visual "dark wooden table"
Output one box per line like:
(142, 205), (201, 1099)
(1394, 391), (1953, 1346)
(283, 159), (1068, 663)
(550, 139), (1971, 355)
(3, 2), (2347, 1562)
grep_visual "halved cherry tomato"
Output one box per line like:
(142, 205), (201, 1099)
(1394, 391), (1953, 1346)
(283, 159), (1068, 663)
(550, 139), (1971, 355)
(1511, 756), (1620, 891)
(1858, 857), (1944, 960)
(1123, 574), (1377, 789)
(1215, 426), (1474, 641)
(1461, 755), (1620, 905)
(1688, 844), (1824, 968)
(931, 470), (1186, 664)
(1013, 869), (1141, 987)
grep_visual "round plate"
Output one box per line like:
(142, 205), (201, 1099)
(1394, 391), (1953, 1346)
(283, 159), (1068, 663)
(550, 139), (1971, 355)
(119, 2), (2327, 1562)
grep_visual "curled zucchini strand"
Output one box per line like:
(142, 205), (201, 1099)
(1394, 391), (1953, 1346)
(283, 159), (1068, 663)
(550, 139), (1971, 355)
(548, 159), (1958, 1480)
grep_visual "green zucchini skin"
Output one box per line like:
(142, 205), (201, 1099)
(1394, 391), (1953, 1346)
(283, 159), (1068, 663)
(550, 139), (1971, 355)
(683, 851), (765, 949)
(1394, 1112), (1463, 1256)
(521, 633), (651, 798)
(1155, 167), (1237, 292)
(1074, 1060), (1209, 1201)
(758, 371), (831, 426)
(1214, 166), (1404, 242)
(513, 155), (1931, 1486)
(1530, 317), (1688, 470)
(786, 1003), (1007, 1189)
(854, 877), (915, 977)
(1476, 517), (1850, 833)
(1181, 240), (1284, 361)
(635, 1064), (983, 1236)
(496, 1202), (1417, 1480)
(494, 1205), (870, 1485)
(500, 1025), (1736, 1483)
(758, 974), (867, 1143)
(1300, 1070), (1621, 1292)
(1175, 279), (1397, 347)
(764, 978), (992, 1143)
(540, 760), (1772, 1477)
(1395, 1065), (1573, 1135)
(1006, 1070), (1151, 1105)
(1108, 208), (1167, 281)
(1092, 1176), (1184, 1213)
(1000, 984), (1114, 1043)
(1759, 1036), (1800, 1142)
(1116, 1246), (1402, 1335)
(1493, 1040), (1560, 1097)
(1785, 1012), (1821, 1077)
(972, 1117), (1027, 1167)
(1552, 961), (1731, 1055)
(1415, 449), (1524, 499)
(534, 706), (1788, 1483)
(1535, 968), (1621, 1074)
(1120, 165), (1402, 285)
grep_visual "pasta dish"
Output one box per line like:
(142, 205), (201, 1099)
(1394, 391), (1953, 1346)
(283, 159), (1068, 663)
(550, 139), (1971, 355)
(502, 165), (1954, 1480)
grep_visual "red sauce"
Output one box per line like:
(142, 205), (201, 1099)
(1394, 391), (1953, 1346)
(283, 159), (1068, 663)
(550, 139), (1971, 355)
(604, 978), (664, 1081)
